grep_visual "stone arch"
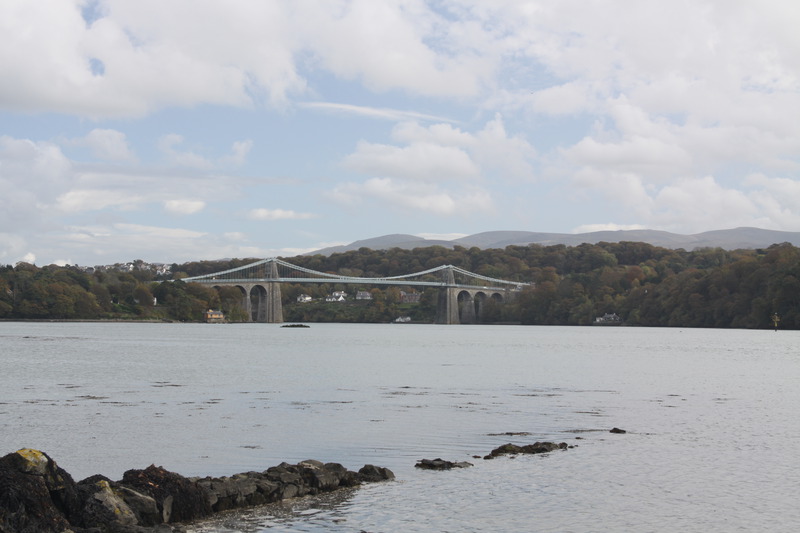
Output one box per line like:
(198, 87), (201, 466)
(473, 291), (488, 322)
(250, 284), (268, 322)
(457, 290), (476, 324)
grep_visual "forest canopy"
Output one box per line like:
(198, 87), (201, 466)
(1, 241), (798, 329)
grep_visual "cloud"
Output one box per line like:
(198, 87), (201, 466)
(297, 1), (490, 98)
(332, 177), (493, 216)
(0, 1), (493, 118)
(164, 199), (206, 215)
(0, 136), (74, 232)
(221, 140), (253, 167)
(247, 208), (317, 221)
(56, 189), (145, 213)
(0, 1), (300, 117)
(71, 129), (137, 162)
(158, 134), (214, 170)
(342, 115), (536, 184)
(158, 134), (254, 169)
(572, 223), (647, 233)
(343, 141), (480, 182)
(650, 176), (759, 230)
(301, 102), (457, 123)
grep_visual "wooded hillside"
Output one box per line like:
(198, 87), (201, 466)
(1, 241), (798, 329)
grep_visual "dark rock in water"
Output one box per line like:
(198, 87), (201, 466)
(0, 448), (394, 533)
(356, 464), (396, 483)
(122, 464), (212, 524)
(415, 458), (473, 470)
(484, 441), (568, 459)
(610, 427), (627, 434)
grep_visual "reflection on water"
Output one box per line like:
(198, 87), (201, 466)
(2, 322), (800, 532)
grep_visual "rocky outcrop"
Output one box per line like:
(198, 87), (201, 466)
(484, 441), (569, 459)
(415, 458), (473, 470)
(0, 449), (394, 533)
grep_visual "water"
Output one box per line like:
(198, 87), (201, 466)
(1, 322), (799, 532)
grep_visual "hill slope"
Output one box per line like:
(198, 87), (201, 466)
(309, 227), (800, 255)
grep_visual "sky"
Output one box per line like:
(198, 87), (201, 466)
(1, 0), (799, 267)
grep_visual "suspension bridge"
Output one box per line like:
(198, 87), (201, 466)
(182, 258), (530, 324)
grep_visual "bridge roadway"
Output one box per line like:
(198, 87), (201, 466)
(184, 259), (527, 324)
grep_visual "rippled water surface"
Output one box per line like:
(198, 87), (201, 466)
(2, 322), (799, 532)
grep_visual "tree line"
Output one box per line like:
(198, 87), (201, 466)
(1, 241), (798, 329)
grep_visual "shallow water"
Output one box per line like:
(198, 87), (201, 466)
(1, 322), (799, 531)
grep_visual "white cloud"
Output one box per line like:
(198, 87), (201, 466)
(0, 136), (74, 232)
(73, 129), (137, 162)
(57, 189), (145, 213)
(529, 82), (595, 115)
(223, 232), (247, 241)
(391, 121), (475, 147)
(572, 223), (646, 233)
(158, 134), (214, 170)
(298, 1), (490, 98)
(472, 114), (537, 181)
(164, 199), (206, 215)
(0, 233), (29, 264)
(335, 114), (537, 216)
(344, 115), (537, 183)
(332, 177), (493, 216)
(0, 1), (493, 118)
(221, 140), (253, 167)
(301, 102), (456, 123)
(650, 176), (758, 231)
(247, 208), (316, 221)
(343, 141), (479, 182)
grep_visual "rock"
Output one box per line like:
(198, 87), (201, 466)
(0, 448), (80, 533)
(610, 427), (627, 434)
(116, 485), (162, 527)
(74, 475), (161, 529)
(484, 441), (568, 459)
(415, 458), (473, 470)
(75, 477), (138, 528)
(121, 465), (212, 524)
(357, 464), (395, 482)
(195, 471), (279, 512)
(0, 449), (395, 533)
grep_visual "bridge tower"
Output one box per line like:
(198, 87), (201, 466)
(240, 260), (283, 323)
(264, 259), (283, 323)
(435, 266), (460, 325)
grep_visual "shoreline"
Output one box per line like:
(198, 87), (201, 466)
(0, 449), (394, 533)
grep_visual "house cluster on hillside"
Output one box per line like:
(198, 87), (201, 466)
(80, 261), (171, 276)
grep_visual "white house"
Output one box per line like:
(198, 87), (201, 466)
(325, 291), (347, 302)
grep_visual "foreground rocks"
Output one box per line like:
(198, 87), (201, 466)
(0, 449), (394, 533)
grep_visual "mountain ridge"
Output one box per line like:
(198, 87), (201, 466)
(308, 227), (800, 256)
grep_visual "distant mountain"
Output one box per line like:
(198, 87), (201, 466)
(308, 227), (800, 255)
